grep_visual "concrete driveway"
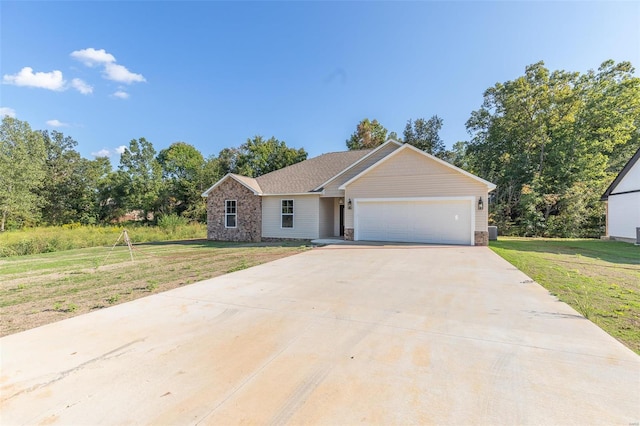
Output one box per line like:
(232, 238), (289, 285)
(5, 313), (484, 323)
(1, 245), (638, 425)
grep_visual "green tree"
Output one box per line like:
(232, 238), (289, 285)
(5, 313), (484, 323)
(465, 60), (640, 237)
(157, 142), (205, 218)
(96, 168), (128, 223)
(236, 136), (307, 177)
(215, 147), (240, 176)
(215, 136), (307, 178)
(388, 131), (402, 142)
(403, 116), (445, 157)
(79, 156), (112, 224)
(0, 117), (46, 231)
(346, 118), (388, 150)
(38, 130), (79, 224)
(38, 130), (110, 225)
(441, 141), (469, 168)
(117, 138), (162, 220)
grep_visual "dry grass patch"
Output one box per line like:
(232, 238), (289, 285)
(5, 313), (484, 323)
(0, 240), (309, 336)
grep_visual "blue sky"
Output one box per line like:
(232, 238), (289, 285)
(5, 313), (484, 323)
(1, 1), (639, 162)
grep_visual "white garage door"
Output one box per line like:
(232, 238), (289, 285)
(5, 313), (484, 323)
(355, 198), (473, 245)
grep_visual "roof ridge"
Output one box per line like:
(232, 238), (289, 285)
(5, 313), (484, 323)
(253, 148), (375, 193)
(313, 148), (374, 156)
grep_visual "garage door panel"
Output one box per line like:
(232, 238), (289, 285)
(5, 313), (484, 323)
(356, 199), (472, 245)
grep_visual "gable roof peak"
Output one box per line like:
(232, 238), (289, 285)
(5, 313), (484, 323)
(201, 173), (262, 197)
(601, 145), (640, 200)
(339, 142), (496, 190)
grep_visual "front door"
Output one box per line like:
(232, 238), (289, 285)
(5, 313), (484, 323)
(340, 204), (345, 236)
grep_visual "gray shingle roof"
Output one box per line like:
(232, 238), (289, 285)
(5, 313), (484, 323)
(255, 149), (373, 194)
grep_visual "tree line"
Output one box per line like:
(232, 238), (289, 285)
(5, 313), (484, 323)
(2, 59), (638, 236)
(344, 60), (639, 238)
(0, 124), (307, 231)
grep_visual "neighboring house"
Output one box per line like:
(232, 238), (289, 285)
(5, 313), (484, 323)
(202, 140), (496, 246)
(601, 146), (640, 243)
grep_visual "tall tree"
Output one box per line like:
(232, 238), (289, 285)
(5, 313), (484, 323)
(215, 147), (241, 176)
(37, 130), (110, 225)
(236, 136), (307, 177)
(441, 141), (469, 168)
(117, 138), (162, 220)
(0, 117), (46, 231)
(403, 116), (445, 157)
(346, 118), (388, 150)
(388, 131), (402, 142)
(79, 156), (112, 224)
(157, 142), (205, 218)
(96, 167), (128, 223)
(38, 130), (79, 224)
(215, 136), (307, 178)
(465, 60), (640, 237)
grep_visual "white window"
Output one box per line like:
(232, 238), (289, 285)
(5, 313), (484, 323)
(225, 200), (237, 228)
(281, 199), (293, 228)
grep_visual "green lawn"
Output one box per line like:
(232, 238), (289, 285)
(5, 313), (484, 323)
(490, 238), (640, 354)
(0, 240), (309, 336)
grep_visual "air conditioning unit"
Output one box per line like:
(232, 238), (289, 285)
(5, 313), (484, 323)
(488, 226), (498, 241)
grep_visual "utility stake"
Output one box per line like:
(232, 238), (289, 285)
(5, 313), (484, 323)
(123, 229), (134, 262)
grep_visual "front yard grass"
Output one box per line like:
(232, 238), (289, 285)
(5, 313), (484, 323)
(0, 240), (309, 336)
(490, 238), (640, 354)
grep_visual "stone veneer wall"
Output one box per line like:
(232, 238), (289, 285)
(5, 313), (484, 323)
(207, 178), (261, 242)
(344, 228), (354, 241)
(474, 231), (488, 246)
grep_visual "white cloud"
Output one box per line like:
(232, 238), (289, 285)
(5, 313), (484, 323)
(112, 90), (130, 99)
(46, 119), (69, 127)
(0, 107), (16, 118)
(104, 63), (145, 84)
(71, 78), (93, 94)
(91, 149), (111, 158)
(3, 67), (66, 91)
(70, 48), (115, 66)
(72, 47), (145, 85)
(115, 145), (127, 154)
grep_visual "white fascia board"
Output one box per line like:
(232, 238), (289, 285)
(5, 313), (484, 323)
(339, 144), (497, 191)
(312, 139), (403, 191)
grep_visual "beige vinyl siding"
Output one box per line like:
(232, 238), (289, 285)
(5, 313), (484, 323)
(322, 143), (400, 197)
(318, 197), (334, 238)
(262, 195), (320, 239)
(344, 148), (489, 232)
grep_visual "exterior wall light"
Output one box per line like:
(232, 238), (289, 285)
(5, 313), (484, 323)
(478, 196), (484, 210)
(348, 198), (352, 209)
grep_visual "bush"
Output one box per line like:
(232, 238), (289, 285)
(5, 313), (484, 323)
(157, 214), (189, 230)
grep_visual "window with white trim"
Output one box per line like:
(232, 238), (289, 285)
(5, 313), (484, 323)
(281, 199), (293, 228)
(225, 200), (237, 228)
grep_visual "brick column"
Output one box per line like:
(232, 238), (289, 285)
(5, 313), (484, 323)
(344, 228), (354, 241)
(474, 231), (488, 246)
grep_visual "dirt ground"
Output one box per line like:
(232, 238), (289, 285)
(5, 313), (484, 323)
(0, 240), (308, 336)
